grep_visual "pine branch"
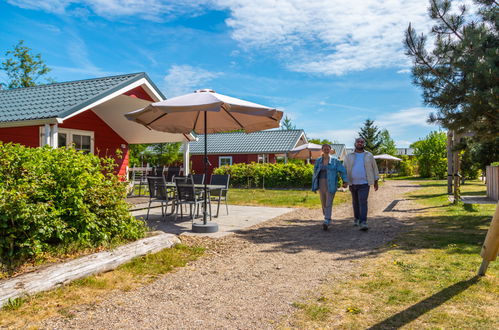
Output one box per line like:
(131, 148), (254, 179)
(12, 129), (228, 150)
(430, 0), (464, 41)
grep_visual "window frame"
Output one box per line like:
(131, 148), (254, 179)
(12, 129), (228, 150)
(219, 156), (233, 167)
(40, 127), (95, 154)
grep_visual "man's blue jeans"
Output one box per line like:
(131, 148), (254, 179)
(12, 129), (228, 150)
(350, 184), (370, 224)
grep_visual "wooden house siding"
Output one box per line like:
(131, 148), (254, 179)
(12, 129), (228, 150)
(0, 125), (39, 147)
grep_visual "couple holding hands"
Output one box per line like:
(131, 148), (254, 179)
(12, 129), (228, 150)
(311, 138), (380, 231)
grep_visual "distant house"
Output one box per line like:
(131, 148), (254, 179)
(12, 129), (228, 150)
(330, 144), (347, 161)
(187, 129), (308, 177)
(396, 148), (415, 156)
(0, 73), (192, 177)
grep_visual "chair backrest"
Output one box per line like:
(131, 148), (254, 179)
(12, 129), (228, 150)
(192, 173), (205, 185)
(173, 175), (193, 185)
(210, 174), (230, 188)
(175, 181), (197, 202)
(165, 167), (181, 182)
(151, 166), (165, 177)
(147, 176), (167, 200)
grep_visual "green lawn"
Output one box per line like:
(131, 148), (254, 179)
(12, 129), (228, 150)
(228, 188), (350, 208)
(288, 179), (499, 329)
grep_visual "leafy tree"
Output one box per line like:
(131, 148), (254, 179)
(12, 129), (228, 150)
(308, 138), (336, 145)
(128, 143), (182, 167)
(468, 137), (499, 172)
(411, 131), (447, 178)
(405, 0), (499, 143)
(1, 40), (52, 89)
(358, 119), (382, 154)
(149, 142), (182, 166)
(281, 115), (296, 130)
(397, 155), (417, 177)
(379, 129), (397, 155)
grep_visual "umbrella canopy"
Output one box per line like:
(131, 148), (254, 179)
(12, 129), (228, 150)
(125, 89), (283, 134)
(289, 142), (329, 160)
(374, 154), (402, 161)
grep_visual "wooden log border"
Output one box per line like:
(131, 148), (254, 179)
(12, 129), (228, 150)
(0, 232), (181, 308)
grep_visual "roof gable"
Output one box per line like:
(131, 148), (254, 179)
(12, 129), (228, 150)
(0, 72), (163, 124)
(188, 129), (307, 154)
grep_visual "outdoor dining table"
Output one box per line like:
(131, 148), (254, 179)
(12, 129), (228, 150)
(162, 182), (226, 218)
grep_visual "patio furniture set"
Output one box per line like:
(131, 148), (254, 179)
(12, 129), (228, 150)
(144, 169), (230, 222)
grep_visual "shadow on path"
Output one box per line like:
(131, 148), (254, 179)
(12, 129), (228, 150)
(368, 276), (480, 330)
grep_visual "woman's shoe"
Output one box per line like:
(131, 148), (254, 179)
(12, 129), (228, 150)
(323, 219), (330, 231)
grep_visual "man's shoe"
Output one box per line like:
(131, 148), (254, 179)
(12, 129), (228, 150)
(353, 219), (360, 226)
(360, 223), (369, 231)
(323, 219), (330, 231)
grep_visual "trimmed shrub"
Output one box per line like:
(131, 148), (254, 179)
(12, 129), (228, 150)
(0, 143), (146, 269)
(213, 162), (314, 188)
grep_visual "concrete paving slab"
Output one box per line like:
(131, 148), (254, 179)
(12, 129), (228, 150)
(131, 204), (294, 238)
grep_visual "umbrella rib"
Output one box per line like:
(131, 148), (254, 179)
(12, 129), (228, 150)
(146, 112), (168, 126)
(222, 108), (245, 130)
(193, 111), (201, 131)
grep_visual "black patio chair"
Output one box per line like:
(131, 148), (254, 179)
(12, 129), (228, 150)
(209, 174), (230, 217)
(146, 176), (175, 220)
(164, 167), (181, 182)
(191, 173), (205, 184)
(174, 180), (211, 221)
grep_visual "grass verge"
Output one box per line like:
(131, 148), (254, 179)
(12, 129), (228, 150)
(0, 243), (204, 328)
(229, 188), (350, 208)
(287, 180), (498, 329)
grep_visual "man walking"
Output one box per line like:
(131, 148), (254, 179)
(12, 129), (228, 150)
(344, 137), (379, 231)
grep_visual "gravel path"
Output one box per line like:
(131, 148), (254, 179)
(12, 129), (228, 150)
(42, 180), (420, 329)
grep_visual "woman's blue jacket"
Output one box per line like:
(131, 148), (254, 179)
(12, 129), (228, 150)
(311, 157), (348, 193)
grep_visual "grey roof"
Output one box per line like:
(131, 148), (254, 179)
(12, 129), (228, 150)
(188, 129), (306, 154)
(331, 144), (346, 157)
(0, 72), (163, 123)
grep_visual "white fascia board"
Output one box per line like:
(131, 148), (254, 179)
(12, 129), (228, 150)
(62, 78), (163, 121)
(0, 117), (63, 128)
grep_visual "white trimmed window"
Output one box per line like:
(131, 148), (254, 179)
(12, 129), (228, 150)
(258, 154), (269, 163)
(40, 127), (94, 154)
(219, 156), (232, 167)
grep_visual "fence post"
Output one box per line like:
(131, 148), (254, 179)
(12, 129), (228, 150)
(478, 201), (499, 276)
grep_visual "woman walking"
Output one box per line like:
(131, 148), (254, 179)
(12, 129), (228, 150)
(312, 144), (348, 230)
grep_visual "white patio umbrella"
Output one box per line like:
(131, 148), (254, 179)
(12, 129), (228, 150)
(125, 89), (283, 232)
(374, 154), (402, 180)
(288, 142), (335, 163)
(373, 154), (402, 161)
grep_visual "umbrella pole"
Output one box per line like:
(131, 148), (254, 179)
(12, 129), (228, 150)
(204, 111), (208, 225)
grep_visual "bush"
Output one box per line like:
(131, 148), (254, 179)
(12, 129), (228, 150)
(0, 143), (146, 269)
(213, 162), (314, 188)
(398, 155), (417, 177)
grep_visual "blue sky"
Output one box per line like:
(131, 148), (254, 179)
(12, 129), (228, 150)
(0, 0), (453, 147)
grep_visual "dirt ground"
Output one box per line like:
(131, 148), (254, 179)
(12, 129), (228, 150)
(41, 180), (420, 329)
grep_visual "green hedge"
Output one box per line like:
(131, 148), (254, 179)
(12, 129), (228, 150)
(213, 162), (313, 188)
(0, 143), (146, 269)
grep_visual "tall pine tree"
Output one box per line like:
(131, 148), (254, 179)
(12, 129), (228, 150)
(358, 119), (382, 154)
(405, 0), (498, 143)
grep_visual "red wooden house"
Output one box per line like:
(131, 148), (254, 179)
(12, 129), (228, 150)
(187, 129), (308, 179)
(0, 73), (193, 177)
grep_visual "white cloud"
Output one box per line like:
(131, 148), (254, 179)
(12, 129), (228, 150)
(395, 140), (413, 148)
(397, 69), (411, 74)
(376, 107), (433, 130)
(7, 0), (213, 21)
(219, 0), (434, 75)
(163, 65), (222, 97)
(8, 0), (478, 75)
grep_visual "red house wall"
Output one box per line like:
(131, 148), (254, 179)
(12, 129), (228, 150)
(123, 86), (155, 102)
(0, 126), (40, 147)
(61, 110), (129, 177)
